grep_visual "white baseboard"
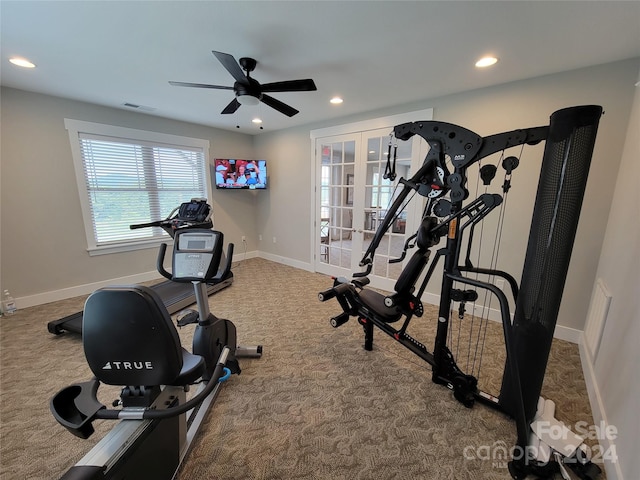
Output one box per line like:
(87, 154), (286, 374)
(257, 251), (313, 272)
(17, 270), (162, 309)
(579, 335), (623, 480)
(16, 252), (301, 309)
(552, 324), (583, 344)
(421, 292), (581, 344)
(231, 249), (260, 264)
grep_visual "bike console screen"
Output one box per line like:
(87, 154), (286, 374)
(172, 230), (223, 281)
(177, 199), (210, 222)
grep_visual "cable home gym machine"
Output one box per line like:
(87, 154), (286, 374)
(47, 199), (234, 336)
(319, 106), (603, 479)
(51, 227), (260, 479)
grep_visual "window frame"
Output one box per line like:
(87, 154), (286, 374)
(65, 119), (212, 256)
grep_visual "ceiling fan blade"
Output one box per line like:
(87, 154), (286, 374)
(212, 51), (248, 84)
(221, 98), (241, 115)
(169, 81), (234, 90)
(261, 94), (299, 117)
(261, 79), (317, 93)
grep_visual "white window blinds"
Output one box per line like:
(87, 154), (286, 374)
(66, 119), (210, 254)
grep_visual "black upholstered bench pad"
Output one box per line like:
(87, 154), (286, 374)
(357, 289), (402, 323)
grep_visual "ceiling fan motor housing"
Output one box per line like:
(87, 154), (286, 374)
(235, 77), (262, 100)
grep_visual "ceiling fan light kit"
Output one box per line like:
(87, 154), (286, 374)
(237, 95), (260, 106)
(169, 50), (317, 118)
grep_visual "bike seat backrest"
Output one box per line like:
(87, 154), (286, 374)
(394, 217), (439, 295)
(83, 285), (185, 386)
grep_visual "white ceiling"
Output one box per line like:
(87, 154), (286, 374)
(2, 1), (639, 134)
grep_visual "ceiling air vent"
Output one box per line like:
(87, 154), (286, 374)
(122, 102), (156, 112)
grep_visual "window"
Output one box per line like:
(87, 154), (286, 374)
(65, 119), (210, 255)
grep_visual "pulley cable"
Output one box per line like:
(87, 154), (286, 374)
(456, 149), (505, 375)
(473, 145), (523, 378)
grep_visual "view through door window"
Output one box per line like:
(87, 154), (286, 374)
(319, 140), (355, 268)
(363, 134), (412, 280)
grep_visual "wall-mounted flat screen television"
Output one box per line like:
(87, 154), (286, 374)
(214, 158), (267, 189)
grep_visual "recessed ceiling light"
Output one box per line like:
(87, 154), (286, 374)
(475, 56), (498, 68)
(9, 57), (36, 68)
(252, 118), (263, 124)
(330, 97), (343, 105)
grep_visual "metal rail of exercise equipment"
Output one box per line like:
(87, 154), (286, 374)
(47, 199), (232, 336)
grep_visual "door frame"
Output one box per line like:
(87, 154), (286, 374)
(309, 108), (433, 281)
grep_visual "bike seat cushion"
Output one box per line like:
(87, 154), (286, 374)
(83, 285), (204, 386)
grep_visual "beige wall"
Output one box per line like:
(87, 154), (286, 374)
(0, 88), (256, 302)
(1, 59), (638, 333)
(254, 58), (639, 332)
(585, 72), (639, 480)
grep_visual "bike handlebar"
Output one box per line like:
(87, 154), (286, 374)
(129, 220), (168, 230)
(211, 243), (234, 284)
(157, 243), (172, 280)
(95, 347), (230, 421)
(50, 347), (232, 436)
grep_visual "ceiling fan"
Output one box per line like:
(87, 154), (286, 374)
(169, 50), (317, 117)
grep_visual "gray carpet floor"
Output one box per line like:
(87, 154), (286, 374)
(0, 258), (600, 479)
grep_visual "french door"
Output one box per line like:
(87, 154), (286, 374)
(314, 128), (425, 291)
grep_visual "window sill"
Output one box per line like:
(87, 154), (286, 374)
(87, 238), (173, 256)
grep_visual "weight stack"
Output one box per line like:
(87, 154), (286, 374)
(499, 105), (603, 423)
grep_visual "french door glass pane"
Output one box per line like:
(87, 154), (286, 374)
(363, 134), (409, 280)
(319, 140), (355, 266)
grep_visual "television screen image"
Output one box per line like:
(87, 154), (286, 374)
(214, 158), (267, 189)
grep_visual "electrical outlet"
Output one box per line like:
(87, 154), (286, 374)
(259, 234), (262, 241)
(272, 236), (277, 243)
(241, 236), (246, 242)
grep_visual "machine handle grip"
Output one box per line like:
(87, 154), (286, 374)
(92, 347), (231, 422)
(142, 347), (230, 419)
(212, 243), (234, 283)
(329, 312), (350, 328)
(318, 287), (336, 302)
(318, 282), (351, 302)
(156, 243), (172, 280)
(353, 263), (372, 278)
(129, 220), (166, 230)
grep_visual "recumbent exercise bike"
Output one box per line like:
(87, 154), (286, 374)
(50, 228), (255, 479)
